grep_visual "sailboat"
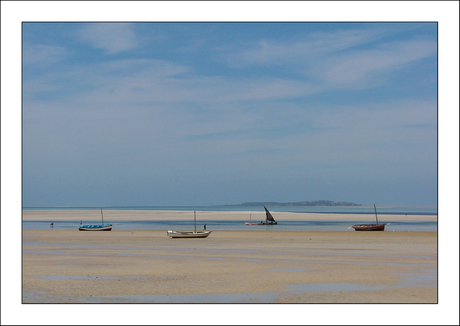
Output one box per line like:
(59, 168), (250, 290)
(264, 206), (278, 225)
(245, 213), (264, 225)
(78, 208), (113, 231)
(351, 204), (385, 231)
(245, 206), (277, 225)
(167, 211), (212, 238)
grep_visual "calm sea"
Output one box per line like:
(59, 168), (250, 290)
(22, 205), (437, 232)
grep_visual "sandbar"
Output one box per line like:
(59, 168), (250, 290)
(22, 209), (437, 222)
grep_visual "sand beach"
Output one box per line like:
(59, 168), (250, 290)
(22, 210), (437, 305)
(22, 208), (438, 222)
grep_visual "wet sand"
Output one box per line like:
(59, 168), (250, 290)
(23, 210), (437, 304)
(16, 210), (447, 323)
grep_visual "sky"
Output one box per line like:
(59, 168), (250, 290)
(21, 22), (439, 207)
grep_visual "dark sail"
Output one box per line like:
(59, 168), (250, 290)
(264, 206), (277, 224)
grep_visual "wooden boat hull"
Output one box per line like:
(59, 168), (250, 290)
(352, 224), (385, 231)
(79, 224), (113, 231)
(167, 230), (212, 238)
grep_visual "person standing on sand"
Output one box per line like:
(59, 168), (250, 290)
(204, 224), (206, 230)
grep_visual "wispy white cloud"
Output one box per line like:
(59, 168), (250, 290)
(224, 29), (436, 90)
(23, 44), (68, 66)
(24, 57), (320, 106)
(226, 29), (379, 67)
(318, 39), (437, 86)
(100, 58), (190, 77)
(76, 23), (139, 54)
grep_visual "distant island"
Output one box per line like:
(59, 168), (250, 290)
(229, 200), (363, 207)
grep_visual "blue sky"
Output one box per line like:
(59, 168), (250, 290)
(22, 22), (438, 207)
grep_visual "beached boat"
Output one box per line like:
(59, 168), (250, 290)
(167, 230), (212, 238)
(167, 211), (211, 238)
(351, 224), (385, 231)
(79, 208), (113, 231)
(351, 204), (385, 231)
(78, 224), (113, 231)
(245, 206), (277, 225)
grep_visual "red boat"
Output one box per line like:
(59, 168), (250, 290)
(352, 223), (385, 231)
(351, 204), (385, 231)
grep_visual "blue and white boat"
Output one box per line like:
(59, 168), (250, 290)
(78, 224), (112, 231)
(79, 208), (113, 231)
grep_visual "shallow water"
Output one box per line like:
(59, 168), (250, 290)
(287, 282), (389, 293)
(22, 219), (437, 232)
(26, 268), (436, 303)
(95, 292), (282, 303)
(395, 268), (437, 288)
(23, 245), (436, 268)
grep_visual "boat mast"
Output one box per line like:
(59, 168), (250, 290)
(101, 208), (104, 224)
(194, 210), (196, 233)
(374, 204), (379, 225)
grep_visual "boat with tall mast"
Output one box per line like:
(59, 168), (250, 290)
(245, 213), (264, 225)
(167, 211), (212, 238)
(245, 206), (277, 225)
(78, 208), (113, 231)
(351, 204), (385, 231)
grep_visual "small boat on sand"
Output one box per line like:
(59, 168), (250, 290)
(352, 223), (385, 231)
(167, 230), (212, 238)
(351, 204), (385, 231)
(167, 211), (211, 238)
(78, 224), (113, 231)
(79, 208), (113, 231)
